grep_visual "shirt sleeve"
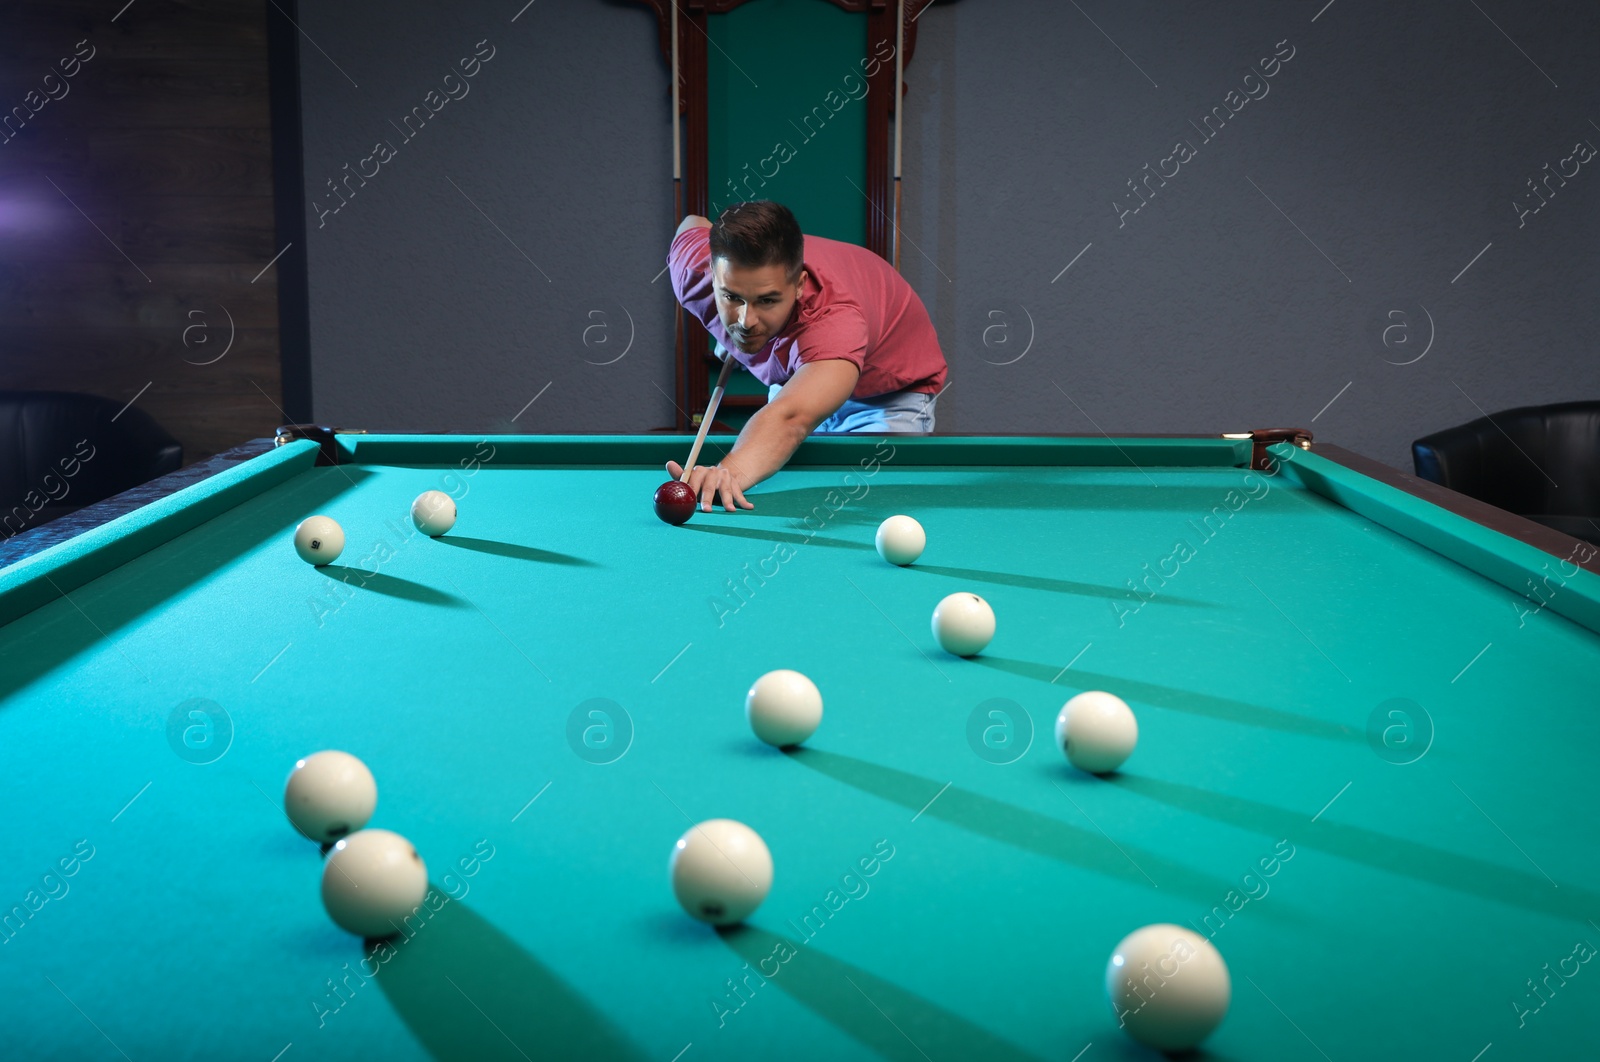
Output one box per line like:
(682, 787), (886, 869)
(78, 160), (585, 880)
(668, 226), (715, 327)
(794, 307), (868, 373)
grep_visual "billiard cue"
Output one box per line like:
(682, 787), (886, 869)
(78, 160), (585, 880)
(892, 0), (905, 271)
(670, 0), (689, 429)
(679, 352), (736, 480)
(671, 1), (681, 192)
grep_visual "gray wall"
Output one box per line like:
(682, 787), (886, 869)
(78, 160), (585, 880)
(299, 0), (676, 434)
(299, 1), (1600, 470)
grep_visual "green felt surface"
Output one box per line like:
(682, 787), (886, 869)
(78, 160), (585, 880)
(1, 437), (1598, 1061)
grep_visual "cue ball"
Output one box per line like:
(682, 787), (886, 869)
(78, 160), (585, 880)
(411, 490), (457, 537)
(293, 515), (345, 566)
(670, 819), (773, 926)
(1055, 691), (1139, 774)
(654, 480), (697, 525)
(875, 515), (926, 566)
(931, 592), (995, 656)
(322, 828), (429, 939)
(284, 750), (377, 843)
(745, 669), (823, 747)
(1106, 924), (1231, 1051)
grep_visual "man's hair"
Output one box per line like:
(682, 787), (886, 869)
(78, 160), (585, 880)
(709, 201), (803, 282)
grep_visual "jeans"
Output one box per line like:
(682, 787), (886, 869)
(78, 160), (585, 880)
(767, 383), (939, 434)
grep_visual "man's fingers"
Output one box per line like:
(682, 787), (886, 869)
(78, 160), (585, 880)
(667, 464), (751, 513)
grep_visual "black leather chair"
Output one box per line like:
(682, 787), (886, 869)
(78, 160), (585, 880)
(0, 390), (182, 539)
(1412, 400), (1600, 545)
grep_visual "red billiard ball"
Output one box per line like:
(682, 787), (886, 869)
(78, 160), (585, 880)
(654, 480), (697, 525)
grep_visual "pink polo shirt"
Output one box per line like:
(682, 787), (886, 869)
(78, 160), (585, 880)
(669, 226), (947, 398)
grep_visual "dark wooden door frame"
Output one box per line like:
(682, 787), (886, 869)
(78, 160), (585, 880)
(633, 0), (935, 428)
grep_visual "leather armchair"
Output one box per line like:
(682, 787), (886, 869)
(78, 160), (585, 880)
(0, 390), (182, 539)
(1412, 400), (1600, 544)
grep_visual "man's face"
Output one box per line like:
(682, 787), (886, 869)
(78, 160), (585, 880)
(711, 256), (806, 353)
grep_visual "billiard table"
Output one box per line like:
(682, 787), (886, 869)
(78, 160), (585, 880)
(2, 431), (1597, 1061)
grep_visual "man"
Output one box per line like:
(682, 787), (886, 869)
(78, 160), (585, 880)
(666, 200), (948, 512)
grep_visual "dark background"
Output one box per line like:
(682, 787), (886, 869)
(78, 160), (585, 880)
(1, 0), (279, 463)
(4, 1), (1597, 471)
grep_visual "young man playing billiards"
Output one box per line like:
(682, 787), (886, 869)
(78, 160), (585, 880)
(665, 200), (948, 513)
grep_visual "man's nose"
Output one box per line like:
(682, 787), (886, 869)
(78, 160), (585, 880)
(736, 304), (750, 327)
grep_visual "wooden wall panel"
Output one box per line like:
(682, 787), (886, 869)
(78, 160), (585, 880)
(1, 1), (267, 61)
(0, 264), (279, 329)
(80, 62), (271, 129)
(0, 1), (281, 465)
(1, 327), (279, 372)
(89, 129), (274, 195)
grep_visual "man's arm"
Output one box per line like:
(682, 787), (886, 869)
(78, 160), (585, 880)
(729, 359), (860, 485)
(666, 359), (860, 511)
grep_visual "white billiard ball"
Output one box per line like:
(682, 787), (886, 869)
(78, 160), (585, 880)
(931, 592), (995, 656)
(1055, 691), (1139, 774)
(1106, 924), (1231, 1051)
(284, 750), (377, 843)
(411, 490), (457, 537)
(746, 669), (823, 747)
(670, 819), (772, 926)
(294, 515), (345, 566)
(321, 828), (430, 939)
(875, 515), (926, 566)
